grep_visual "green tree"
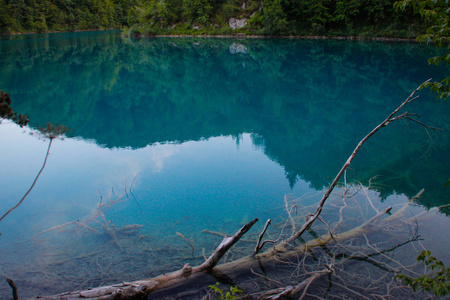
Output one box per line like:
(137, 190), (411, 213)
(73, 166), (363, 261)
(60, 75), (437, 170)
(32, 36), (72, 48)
(395, 0), (450, 99)
(297, 0), (333, 33)
(182, 0), (214, 25)
(0, 0), (14, 32)
(334, 0), (361, 28)
(139, 0), (181, 27)
(261, 0), (288, 34)
(364, 0), (393, 23)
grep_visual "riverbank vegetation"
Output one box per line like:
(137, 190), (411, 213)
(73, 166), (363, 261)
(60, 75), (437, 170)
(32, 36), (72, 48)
(127, 0), (425, 37)
(0, 0), (426, 37)
(0, 0), (140, 33)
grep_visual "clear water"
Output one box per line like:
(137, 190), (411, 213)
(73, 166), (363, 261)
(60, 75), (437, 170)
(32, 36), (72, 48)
(0, 31), (449, 298)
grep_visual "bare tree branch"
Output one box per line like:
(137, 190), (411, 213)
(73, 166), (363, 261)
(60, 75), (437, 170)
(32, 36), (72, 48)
(283, 80), (431, 245)
(6, 278), (18, 300)
(253, 219), (273, 256)
(197, 218), (259, 271)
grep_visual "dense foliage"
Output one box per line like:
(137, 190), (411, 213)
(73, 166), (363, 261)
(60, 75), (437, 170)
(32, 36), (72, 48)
(0, 0), (139, 33)
(0, 0), (425, 36)
(130, 0), (425, 36)
(396, 0), (450, 99)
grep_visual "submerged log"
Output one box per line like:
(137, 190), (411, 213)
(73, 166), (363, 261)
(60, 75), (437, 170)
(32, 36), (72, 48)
(29, 204), (411, 300)
(29, 218), (259, 299)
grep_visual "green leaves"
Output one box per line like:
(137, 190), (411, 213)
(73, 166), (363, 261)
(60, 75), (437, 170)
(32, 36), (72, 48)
(182, 0), (214, 25)
(261, 0), (288, 34)
(421, 78), (450, 99)
(0, 0), (140, 32)
(138, 0), (181, 27)
(334, 0), (361, 27)
(208, 282), (243, 300)
(395, 0), (450, 100)
(395, 250), (450, 296)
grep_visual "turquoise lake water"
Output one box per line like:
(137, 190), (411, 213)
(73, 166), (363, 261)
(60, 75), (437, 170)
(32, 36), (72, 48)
(0, 31), (449, 298)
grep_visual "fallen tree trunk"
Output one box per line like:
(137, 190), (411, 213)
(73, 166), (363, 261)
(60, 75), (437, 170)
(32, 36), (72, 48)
(29, 202), (413, 300)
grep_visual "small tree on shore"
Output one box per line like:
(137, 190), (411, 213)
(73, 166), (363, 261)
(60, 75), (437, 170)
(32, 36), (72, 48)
(395, 0), (450, 99)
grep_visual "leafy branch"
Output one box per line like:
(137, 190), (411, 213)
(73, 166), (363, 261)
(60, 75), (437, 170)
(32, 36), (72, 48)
(395, 250), (450, 296)
(395, 0), (450, 99)
(208, 282), (243, 300)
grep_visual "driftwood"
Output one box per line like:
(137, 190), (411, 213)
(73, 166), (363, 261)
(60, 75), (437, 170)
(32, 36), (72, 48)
(22, 81), (440, 299)
(26, 198), (419, 299)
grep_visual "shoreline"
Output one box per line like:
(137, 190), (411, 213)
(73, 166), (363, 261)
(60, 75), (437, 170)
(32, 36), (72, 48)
(144, 34), (417, 42)
(0, 28), (119, 36)
(1, 29), (417, 42)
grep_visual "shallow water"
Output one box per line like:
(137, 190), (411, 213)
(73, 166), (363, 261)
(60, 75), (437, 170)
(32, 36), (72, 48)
(0, 31), (449, 298)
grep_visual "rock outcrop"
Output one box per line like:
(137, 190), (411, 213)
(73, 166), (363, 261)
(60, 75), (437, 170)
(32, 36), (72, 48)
(228, 18), (247, 29)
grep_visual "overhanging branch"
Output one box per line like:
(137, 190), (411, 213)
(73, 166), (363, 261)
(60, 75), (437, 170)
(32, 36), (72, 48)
(284, 79), (432, 245)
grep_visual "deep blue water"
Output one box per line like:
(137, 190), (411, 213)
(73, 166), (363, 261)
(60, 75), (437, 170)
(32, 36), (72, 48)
(0, 31), (449, 298)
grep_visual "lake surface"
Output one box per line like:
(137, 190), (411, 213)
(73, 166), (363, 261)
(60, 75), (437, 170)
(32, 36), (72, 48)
(0, 31), (449, 298)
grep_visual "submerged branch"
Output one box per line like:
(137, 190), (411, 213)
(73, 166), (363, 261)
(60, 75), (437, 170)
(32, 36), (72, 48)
(253, 219), (273, 256)
(176, 232), (195, 259)
(197, 218), (258, 271)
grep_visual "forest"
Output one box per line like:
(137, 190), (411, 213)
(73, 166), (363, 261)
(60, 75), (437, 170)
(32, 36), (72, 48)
(0, 0), (424, 36)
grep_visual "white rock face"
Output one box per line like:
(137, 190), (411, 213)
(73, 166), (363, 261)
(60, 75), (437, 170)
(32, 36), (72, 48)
(228, 18), (247, 29)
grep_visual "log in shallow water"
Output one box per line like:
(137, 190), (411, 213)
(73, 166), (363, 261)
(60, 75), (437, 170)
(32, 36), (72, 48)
(25, 202), (412, 299)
